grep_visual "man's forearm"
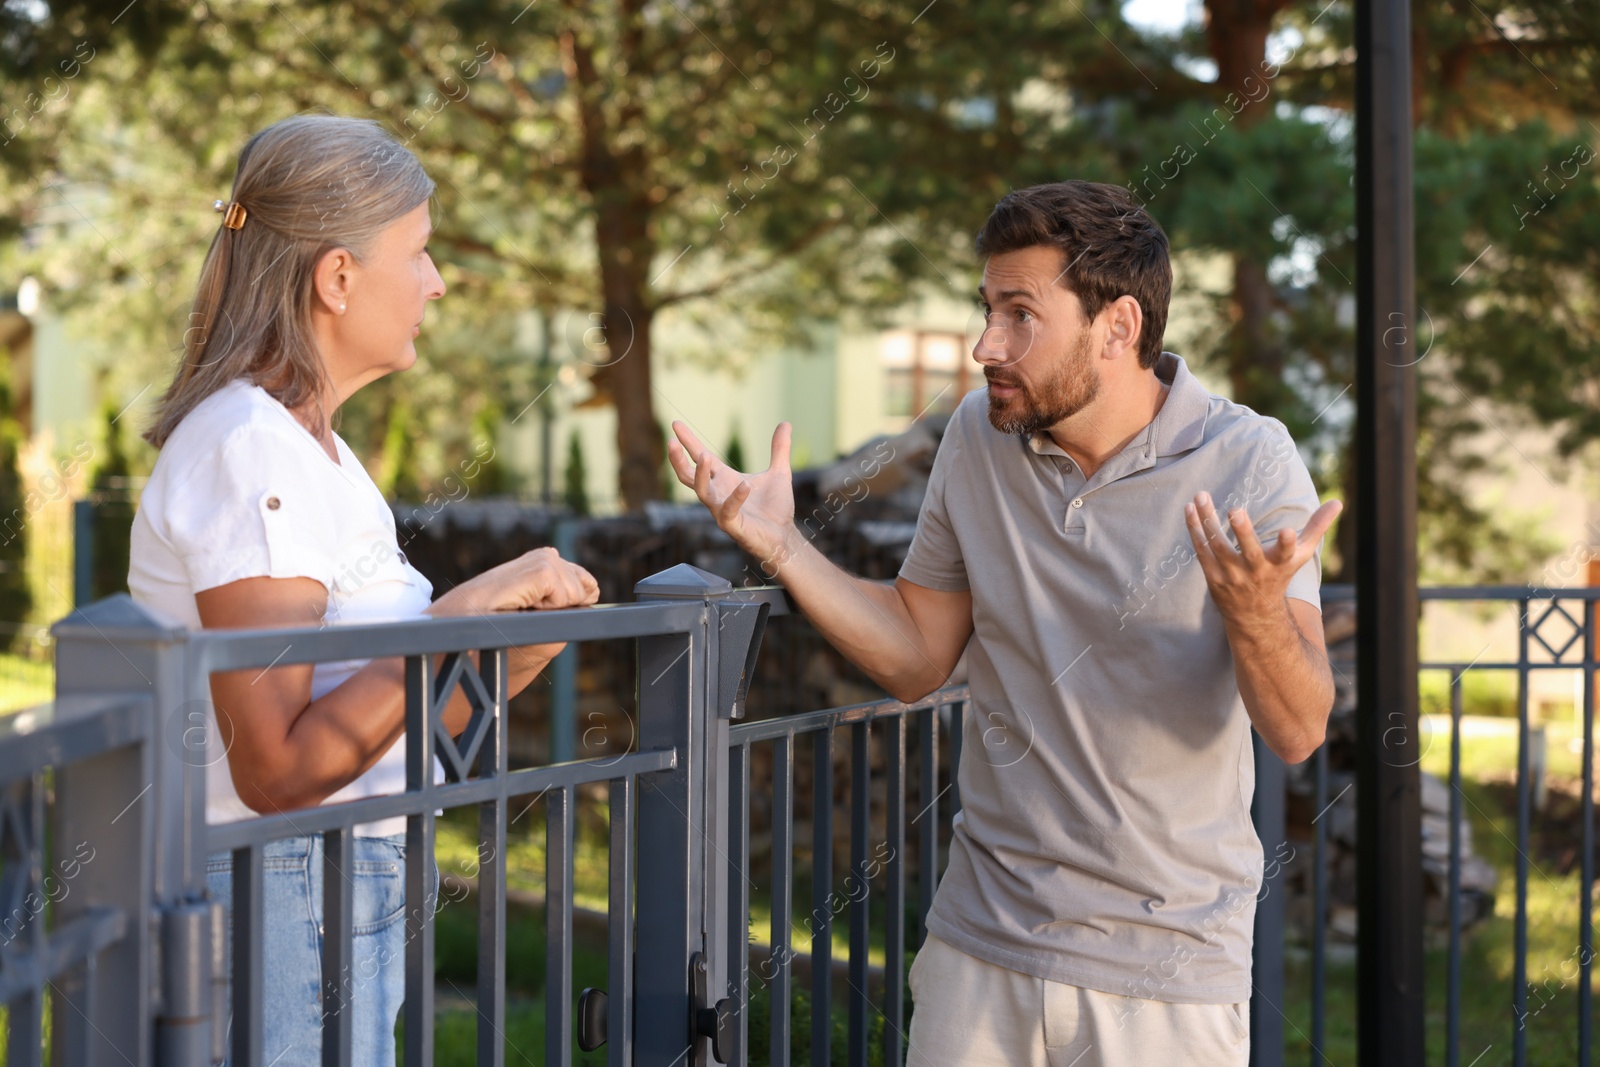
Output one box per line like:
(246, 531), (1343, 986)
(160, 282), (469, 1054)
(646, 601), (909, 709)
(764, 529), (953, 701)
(1226, 601), (1334, 764)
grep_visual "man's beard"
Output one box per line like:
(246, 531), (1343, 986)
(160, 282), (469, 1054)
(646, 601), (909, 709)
(985, 332), (1100, 436)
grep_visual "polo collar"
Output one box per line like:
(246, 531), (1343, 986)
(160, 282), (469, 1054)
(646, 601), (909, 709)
(1023, 350), (1210, 473)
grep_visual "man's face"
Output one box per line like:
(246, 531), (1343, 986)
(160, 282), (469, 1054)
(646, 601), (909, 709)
(975, 245), (1100, 436)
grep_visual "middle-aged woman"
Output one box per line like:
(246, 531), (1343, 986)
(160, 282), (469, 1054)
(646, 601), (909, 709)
(127, 113), (597, 1064)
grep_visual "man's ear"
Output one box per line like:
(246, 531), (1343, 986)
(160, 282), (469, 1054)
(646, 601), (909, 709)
(1100, 295), (1144, 361)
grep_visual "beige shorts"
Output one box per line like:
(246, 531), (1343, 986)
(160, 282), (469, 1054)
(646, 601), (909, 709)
(905, 933), (1250, 1066)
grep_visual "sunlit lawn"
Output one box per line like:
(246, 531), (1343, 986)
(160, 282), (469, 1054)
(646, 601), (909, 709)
(1269, 713), (1598, 1066)
(0, 653), (52, 715)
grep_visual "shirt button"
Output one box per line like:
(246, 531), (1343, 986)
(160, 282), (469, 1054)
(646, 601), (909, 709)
(265, 496), (281, 510)
(1071, 497), (1084, 509)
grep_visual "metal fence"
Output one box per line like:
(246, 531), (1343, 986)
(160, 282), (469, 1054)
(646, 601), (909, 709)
(0, 562), (964, 1067)
(1247, 584), (1599, 1067)
(2, 574), (1597, 1065)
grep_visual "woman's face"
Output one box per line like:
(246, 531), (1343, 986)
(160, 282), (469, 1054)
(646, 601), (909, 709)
(326, 200), (445, 383)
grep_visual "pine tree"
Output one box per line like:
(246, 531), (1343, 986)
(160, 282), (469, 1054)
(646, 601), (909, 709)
(88, 398), (135, 601)
(563, 429), (589, 517)
(0, 355), (34, 646)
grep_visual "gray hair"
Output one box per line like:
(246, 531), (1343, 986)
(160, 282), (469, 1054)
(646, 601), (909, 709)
(144, 114), (435, 447)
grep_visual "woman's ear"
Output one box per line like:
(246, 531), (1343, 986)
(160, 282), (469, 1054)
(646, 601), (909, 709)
(313, 246), (356, 314)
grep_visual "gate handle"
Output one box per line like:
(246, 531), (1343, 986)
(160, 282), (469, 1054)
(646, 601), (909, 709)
(578, 988), (608, 1051)
(691, 951), (733, 1063)
(696, 999), (732, 1063)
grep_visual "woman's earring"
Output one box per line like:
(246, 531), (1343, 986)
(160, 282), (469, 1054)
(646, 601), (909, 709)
(339, 303), (346, 313)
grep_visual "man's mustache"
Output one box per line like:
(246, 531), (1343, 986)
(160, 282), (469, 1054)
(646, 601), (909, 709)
(985, 369), (1024, 389)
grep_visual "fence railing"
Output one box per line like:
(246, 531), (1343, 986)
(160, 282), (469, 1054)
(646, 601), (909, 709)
(1249, 584), (1599, 1067)
(2, 574), (1597, 1065)
(0, 562), (968, 1067)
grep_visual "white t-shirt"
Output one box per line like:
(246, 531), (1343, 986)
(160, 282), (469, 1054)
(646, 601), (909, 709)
(129, 378), (442, 837)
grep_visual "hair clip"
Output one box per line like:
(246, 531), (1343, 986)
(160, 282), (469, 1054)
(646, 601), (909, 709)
(212, 198), (248, 230)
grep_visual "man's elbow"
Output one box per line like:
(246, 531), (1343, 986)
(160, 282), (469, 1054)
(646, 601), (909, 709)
(1271, 727), (1326, 766)
(1269, 702), (1333, 764)
(886, 666), (957, 706)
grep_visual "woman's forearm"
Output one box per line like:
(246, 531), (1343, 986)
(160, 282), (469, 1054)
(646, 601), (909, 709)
(235, 646), (554, 813)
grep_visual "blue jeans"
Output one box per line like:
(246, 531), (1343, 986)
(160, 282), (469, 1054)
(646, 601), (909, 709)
(207, 833), (435, 1066)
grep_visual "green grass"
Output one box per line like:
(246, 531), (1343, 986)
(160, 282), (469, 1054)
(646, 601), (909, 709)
(0, 652), (52, 714)
(1259, 717), (1599, 1065)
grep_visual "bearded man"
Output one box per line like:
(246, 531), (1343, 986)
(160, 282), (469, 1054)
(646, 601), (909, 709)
(668, 180), (1340, 1066)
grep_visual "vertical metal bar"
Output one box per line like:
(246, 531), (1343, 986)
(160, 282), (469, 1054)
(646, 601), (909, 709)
(728, 742), (751, 1066)
(883, 715), (907, 1067)
(1515, 608), (1531, 1067)
(848, 722), (871, 1066)
(404, 653), (437, 1067)
(949, 701), (964, 816)
(1582, 599), (1596, 1067)
(812, 728), (834, 1067)
(7, 775), (44, 1065)
(917, 708), (939, 947)
(1353, 0), (1423, 1059)
(608, 776), (636, 1067)
(476, 800), (508, 1067)
(1448, 673), (1463, 1067)
(771, 734), (795, 1067)
(321, 828), (355, 1067)
(479, 648), (509, 1067)
(547, 785), (575, 1067)
(1312, 741), (1328, 1062)
(1250, 736), (1286, 1067)
(231, 844), (264, 1067)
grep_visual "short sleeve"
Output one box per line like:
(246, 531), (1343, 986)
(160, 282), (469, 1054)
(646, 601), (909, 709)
(898, 424), (969, 592)
(1244, 423), (1323, 609)
(163, 423), (339, 594)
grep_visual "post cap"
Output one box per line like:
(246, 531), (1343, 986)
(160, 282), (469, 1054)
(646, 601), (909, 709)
(51, 593), (189, 643)
(634, 563), (733, 599)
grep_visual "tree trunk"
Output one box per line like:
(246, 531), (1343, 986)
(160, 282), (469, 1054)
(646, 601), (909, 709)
(1204, 0), (1289, 418)
(563, 23), (663, 512)
(586, 195), (660, 512)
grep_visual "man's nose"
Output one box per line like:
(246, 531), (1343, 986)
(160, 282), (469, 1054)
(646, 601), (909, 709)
(973, 322), (1009, 366)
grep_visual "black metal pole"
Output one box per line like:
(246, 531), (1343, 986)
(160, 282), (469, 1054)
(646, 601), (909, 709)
(1354, 0), (1424, 1062)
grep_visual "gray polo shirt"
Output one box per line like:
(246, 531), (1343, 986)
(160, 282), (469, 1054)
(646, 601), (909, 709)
(899, 350), (1321, 1005)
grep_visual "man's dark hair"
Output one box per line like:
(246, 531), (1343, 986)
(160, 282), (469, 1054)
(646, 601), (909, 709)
(975, 181), (1172, 370)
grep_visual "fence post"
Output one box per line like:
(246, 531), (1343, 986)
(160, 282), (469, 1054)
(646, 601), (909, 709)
(50, 594), (200, 1067)
(634, 564), (731, 1066)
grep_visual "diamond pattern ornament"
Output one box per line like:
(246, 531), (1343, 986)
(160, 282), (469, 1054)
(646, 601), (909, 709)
(1528, 600), (1583, 663)
(429, 651), (501, 782)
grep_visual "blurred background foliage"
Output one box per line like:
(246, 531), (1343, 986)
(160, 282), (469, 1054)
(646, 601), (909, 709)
(0, 0), (1595, 583)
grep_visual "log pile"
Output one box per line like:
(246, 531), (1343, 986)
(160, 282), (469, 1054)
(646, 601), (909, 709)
(1279, 600), (1498, 944)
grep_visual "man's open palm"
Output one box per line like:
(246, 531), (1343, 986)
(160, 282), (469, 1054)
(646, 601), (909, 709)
(668, 421), (796, 568)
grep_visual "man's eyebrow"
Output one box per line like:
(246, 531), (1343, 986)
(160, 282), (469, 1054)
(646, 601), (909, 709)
(977, 285), (1037, 302)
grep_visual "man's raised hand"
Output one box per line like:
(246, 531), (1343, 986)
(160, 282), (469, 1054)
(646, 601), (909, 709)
(667, 420), (797, 574)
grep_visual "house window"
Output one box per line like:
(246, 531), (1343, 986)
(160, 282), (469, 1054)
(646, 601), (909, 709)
(881, 330), (970, 418)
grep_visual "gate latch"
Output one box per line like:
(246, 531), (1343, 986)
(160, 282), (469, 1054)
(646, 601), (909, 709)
(691, 951), (732, 1063)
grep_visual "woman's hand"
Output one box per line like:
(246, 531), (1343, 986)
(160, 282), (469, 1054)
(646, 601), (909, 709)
(426, 547), (601, 666)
